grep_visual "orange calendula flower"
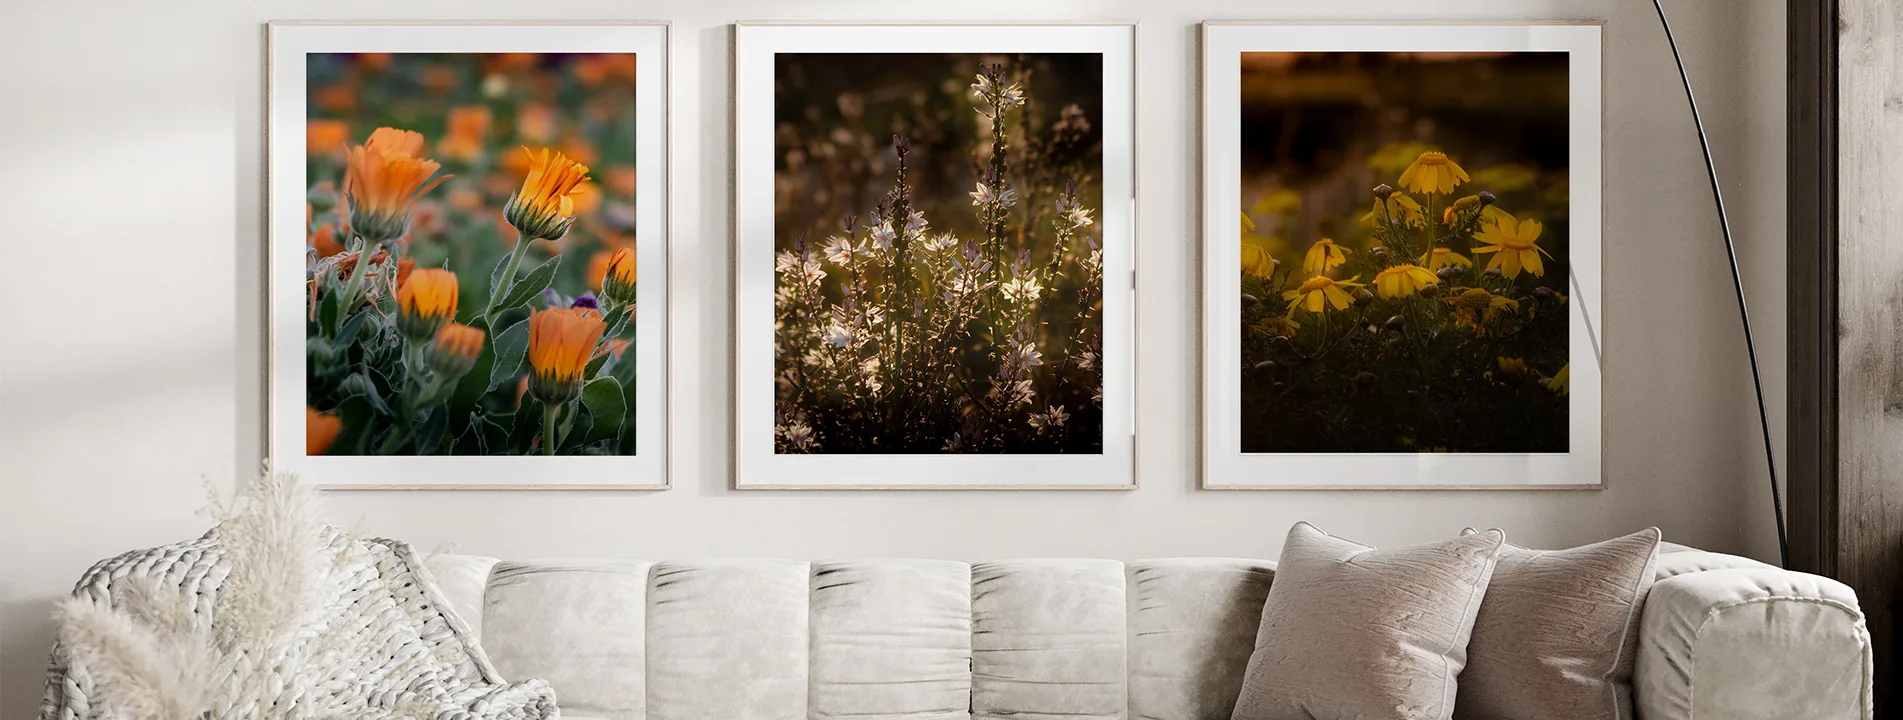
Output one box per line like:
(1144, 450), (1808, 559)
(306, 119), (350, 157)
(394, 257), (415, 288)
(437, 106), (493, 162)
(343, 127), (450, 244)
(504, 147), (591, 241)
(426, 322), (486, 377)
(307, 407), (342, 455)
(603, 164), (639, 197)
(1420, 247), (1472, 270)
(1283, 274), (1364, 315)
(1398, 151), (1470, 195)
(1373, 264), (1438, 299)
(1302, 238), (1351, 275)
(1240, 243), (1277, 278)
(1446, 287), (1520, 332)
(309, 223), (345, 258)
(605, 338), (632, 359)
(527, 307), (607, 405)
(600, 245), (638, 307)
(396, 268), (459, 341)
(1471, 214), (1553, 279)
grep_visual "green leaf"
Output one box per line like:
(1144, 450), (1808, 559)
(331, 397), (375, 455)
(584, 350), (612, 380)
(318, 291), (341, 339)
(510, 399), (545, 455)
(494, 254), (563, 314)
(331, 310), (372, 354)
(449, 343), (496, 421)
(558, 401), (596, 453)
(487, 317), (529, 392)
(415, 407), (449, 455)
(479, 412), (512, 455)
(581, 376), (625, 444)
(340, 372), (393, 417)
(617, 365), (638, 455)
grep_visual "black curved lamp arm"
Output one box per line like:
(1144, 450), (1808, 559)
(1653, 0), (1790, 567)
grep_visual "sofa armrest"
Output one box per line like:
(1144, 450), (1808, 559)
(1634, 554), (1871, 720)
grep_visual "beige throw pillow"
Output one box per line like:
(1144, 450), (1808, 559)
(1231, 523), (1506, 720)
(1454, 528), (1662, 720)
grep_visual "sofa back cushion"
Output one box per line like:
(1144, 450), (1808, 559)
(421, 555), (1279, 720)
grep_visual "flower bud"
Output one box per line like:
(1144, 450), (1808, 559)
(1419, 283), (1439, 297)
(1353, 288), (1374, 303)
(600, 246), (638, 307)
(1478, 190), (1497, 205)
(1385, 315), (1406, 330)
(1532, 286), (1554, 299)
(1371, 246), (1388, 259)
(1240, 293), (1260, 308)
(426, 323), (485, 377)
(1372, 183), (1395, 199)
(1484, 267), (1503, 278)
(308, 181), (339, 214)
(1351, 371), (1381, 393)
(1253, 360), (1277, 372)
(1437, 266), (1462, 281)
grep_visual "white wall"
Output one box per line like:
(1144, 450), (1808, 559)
(0, 0), (1785, 713)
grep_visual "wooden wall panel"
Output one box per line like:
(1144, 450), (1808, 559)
(1836, 0), (1903, 711)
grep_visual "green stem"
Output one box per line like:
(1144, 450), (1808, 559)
(377, 425), (409, 454)
(541, 403), (559, 456)
(486, 231), (531, 327)
(337, 239), (381, 316)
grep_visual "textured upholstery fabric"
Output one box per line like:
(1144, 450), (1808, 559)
(1231, 524), (1505, 720)
(1128, 559), (1275, 720)
(646, 560), (809, 720)
(971, 559), (1126, 720)
(810, 560), (971, 720)
(1454, 528), (1661, 720)
(414, 549), (1868, 720)
(1636, 566), (1871, 720)
(483, 560), (651, 720)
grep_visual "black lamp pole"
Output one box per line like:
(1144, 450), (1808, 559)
(1652, 0), (1790, 568)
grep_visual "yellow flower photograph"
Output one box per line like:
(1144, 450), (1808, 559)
(1238, 51), (1573, 453)
(302, 52), (643, 456)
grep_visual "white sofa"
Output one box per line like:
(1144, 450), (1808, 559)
(421, 544), (1872, 720)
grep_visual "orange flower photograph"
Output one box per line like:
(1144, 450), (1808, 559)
(301, 52), (642, 456)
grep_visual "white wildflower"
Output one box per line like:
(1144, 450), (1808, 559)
(1001, 276), (1043, 304)
(778, 422), (816, 451)
(821, 235), (856, 265)
(868, 221), (896, 250)
(821, 323), (854, 349)
(1074, 351), (1098, 371)
(1027, 405), (1070, 432)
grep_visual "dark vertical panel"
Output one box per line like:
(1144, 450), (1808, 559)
(1787, 0), (1838, 580)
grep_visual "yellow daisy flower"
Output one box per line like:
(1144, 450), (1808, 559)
(1362, 194), (1426, 228)
(1421, 247), (1472, 270)
(1398, 151), (1470, 195)
(1471, 214), (1554, 279)
(1302, 238), (1351, 275)
(1442, 195), (1484, 225)
(1241, 243), (1278, 277)
(1373, 264), (1438, 299)
(1240, 211), (1256, 234)
(1250, 317), (1301, 338)
(1283, 274), (1364, 315)
(1445, 287), (1519, 332)
(1549, 363), (1571, 395)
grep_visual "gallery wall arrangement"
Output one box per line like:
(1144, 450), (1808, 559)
(1201, 23), (1605, 490)
(258, 20), (1612, 493)
(267, 23), (672, 488)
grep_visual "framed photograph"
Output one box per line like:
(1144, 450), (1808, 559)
(267, 22), (671, 489)
(1201, 23), (1604, 489)
(733, 23), (1136, 489)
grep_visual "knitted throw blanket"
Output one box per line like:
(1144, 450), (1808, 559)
(39, 529), (557, 720)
